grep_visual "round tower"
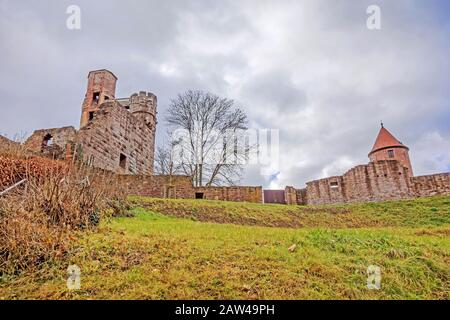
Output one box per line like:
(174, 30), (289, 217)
(80, 69), (117, 128)
(129, 91), (157, 130)
(368, 123), (414, 177)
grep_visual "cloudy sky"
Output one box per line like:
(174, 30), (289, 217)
(1, 0), (449, 188)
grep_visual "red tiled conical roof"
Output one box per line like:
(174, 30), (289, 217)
(369, 126), (408, 155)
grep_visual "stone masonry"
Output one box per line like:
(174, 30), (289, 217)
(116, 175), (263, 203)
(286, 126), (450, 205)
(25, 70), (157, 175)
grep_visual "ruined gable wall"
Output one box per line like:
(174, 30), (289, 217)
(24, 127), (77, 159)
(75, 102), (155, 175)
(411, 173), (450, 197)
(25, 127), (77, 152)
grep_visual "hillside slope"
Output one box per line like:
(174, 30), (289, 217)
(1, 196), (449, 300)
(131, 196), (450, 228)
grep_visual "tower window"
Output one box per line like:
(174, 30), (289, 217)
(119, 154), (127, 169)
(330, 181), (339, 189)
(93, 92), (100, 103)
(89, 112), (95, 121)
(388, 149), (395, 158)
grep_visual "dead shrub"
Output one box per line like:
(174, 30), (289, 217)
(0, 156), (128, 274)
(0, 209), (68, 275)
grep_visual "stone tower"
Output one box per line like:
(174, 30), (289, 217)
(129, 91), (158, 173)
(129, 91), (157, 130)
(368, 124), (414, 177)
(80, 69), (117, 128)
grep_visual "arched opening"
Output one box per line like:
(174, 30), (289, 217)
(42, 133), (53, 147)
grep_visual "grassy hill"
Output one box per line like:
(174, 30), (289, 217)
(0, 196), (449, 300)
(130, 195), (450, 229)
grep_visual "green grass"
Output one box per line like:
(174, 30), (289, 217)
(0, 196), (449, 300)
(130, 195), (450, 228)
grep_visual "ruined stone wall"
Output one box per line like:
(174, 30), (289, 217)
(117, 174), (195, 198)
(411, 173), (450, 197)
(0, 135), (14, 148)
(24, 127), (77, 160)
(117, 174), (262, 203)
(196, 186), (263, 203)
(305, 160), (412, 205)
(341, 165), (372, 203)
(75, 102), (155, 175)
(285, 186), (297, 205)
(306, 176), (346, 205)
(297, 188), (307, 205)
(284, 186), (307, 205)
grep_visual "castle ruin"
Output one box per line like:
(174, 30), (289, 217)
(25, 70), (156, 175)
(10, 69), (450, 205)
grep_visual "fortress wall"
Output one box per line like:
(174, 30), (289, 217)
(117, 174), (195, 199)
(304, 161), (413, 205)
(285, 186), (297, 205)
(196, 186), (263, 203)
(285, 186), (308, 205)
(117, 174), (263, 203)
(305, 176), (346, 205)
(367, 160), (412, 201)
(411, 173), (450, 197)
(342, 165), (373, 203)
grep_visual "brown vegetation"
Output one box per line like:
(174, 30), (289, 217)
(0, 153), (127, 275)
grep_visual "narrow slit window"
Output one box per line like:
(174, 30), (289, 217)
(93, 92), (100, 103)
(119, 153), (127, 169)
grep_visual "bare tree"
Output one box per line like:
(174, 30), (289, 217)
(165, 90), (251, 187)
(154, 139), (181, 176)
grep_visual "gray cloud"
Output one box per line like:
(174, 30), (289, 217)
(0, 0), (449, 188)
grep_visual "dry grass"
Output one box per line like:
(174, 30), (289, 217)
(1, 205), (448, 300)
(0, 154), (128, 275)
